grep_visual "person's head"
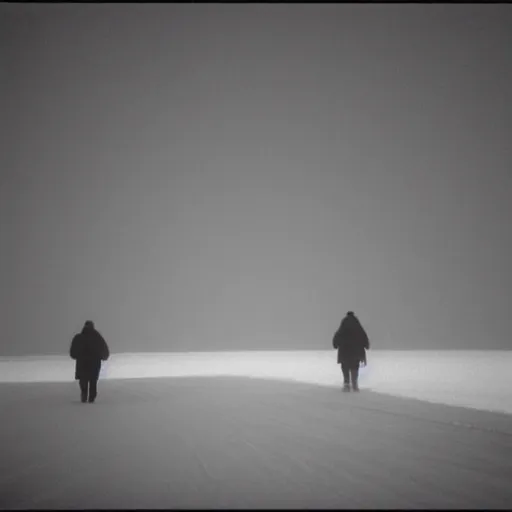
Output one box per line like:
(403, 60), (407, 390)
(83, 320), (95, 330)
(343, 311), (358, 325)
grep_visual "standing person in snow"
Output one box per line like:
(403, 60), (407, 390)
(333, 311), (369, 392)
(70, 320), (110, 403)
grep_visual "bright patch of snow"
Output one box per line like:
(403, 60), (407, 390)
(1, 350), (510, 414)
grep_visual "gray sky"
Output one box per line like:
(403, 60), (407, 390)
(1, 4), (511, 356)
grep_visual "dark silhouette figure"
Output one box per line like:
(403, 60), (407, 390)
(70, 321), (110, 403)
(333, 311), (369, 391)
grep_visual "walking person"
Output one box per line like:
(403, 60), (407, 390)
(70, 320), (110, 403)
(333, 311), (369, 392)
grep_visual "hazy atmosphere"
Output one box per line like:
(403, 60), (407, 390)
(1, 4), (511, 356)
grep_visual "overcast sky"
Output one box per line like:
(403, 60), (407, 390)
(1, 4), (511, 356)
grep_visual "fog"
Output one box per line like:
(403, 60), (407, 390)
(1, 4), (511, 356)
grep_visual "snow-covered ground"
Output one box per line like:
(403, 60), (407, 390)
(1, 350), (511, 415)
(1, 350), (512, 509)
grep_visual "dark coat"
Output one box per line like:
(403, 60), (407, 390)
(333, 314), (369, 365)
(70, 327), (110, 380)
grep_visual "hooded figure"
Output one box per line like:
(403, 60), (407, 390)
(333, 311), (369, 391)
(70, 321), (110, 403)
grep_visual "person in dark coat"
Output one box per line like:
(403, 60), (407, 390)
(333, 311), (369, 392)
(70, 320), (110, 403)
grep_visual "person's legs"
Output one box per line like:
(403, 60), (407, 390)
(340, 362), (351, 390)
(350, 363), (360, 391)
(88, 379), (98, 403)
(79, 379), (88, 402)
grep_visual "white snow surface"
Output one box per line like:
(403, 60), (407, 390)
(2, 350), (512, 509)
(1, 350), (511, 415)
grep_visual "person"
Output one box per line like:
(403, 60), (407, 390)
(333, 311), (369, 392)
(70, 320), (110, 403)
